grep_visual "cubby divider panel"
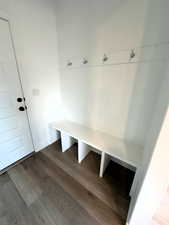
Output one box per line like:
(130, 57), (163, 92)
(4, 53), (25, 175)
(100, 152), (111, 178)
(78, 141), (91, 163)
(56, 130), (61, 141)
(61, 131), (76, 153)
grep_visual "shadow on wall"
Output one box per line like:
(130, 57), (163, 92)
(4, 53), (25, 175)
(56, 0), (169, 148)
(124, 0), (169, 146)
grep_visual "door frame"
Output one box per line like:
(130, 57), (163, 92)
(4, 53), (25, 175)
(0, 12), (35, 153)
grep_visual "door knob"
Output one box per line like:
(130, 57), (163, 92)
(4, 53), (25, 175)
(17, 97), (25, 102)
(19, 106), (25, 111)
(17, 97), (23, 102)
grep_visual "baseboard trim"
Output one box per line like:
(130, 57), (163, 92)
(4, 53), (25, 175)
(0, 151), (35, 175)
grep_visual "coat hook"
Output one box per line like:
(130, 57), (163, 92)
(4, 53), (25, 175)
(130, 49), (136, 60)
(67, 60), (72, 66)
(83, 58), (88, 64)
(103, 54), (108, 62)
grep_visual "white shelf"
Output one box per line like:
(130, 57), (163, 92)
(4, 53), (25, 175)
(50, 120), (143, 169)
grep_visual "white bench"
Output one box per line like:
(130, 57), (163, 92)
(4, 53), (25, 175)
(50, 120), (143, 178)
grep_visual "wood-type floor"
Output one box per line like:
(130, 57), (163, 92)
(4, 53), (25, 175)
(0, 141), (135, 225)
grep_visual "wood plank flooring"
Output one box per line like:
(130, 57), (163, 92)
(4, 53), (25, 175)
(0, 141), (134, 225)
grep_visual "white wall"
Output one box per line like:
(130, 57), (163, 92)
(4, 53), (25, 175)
(0, 0), (62, 151)
(126, 1), (169, 223)
(152, 186), (169, 225)
(127, 69), (169, 224)
(56, 0), (169, 147)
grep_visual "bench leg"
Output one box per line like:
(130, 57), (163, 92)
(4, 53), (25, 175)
(100, 152), (111, 178)
(130, 168), (140, 197)
(61, 132), (75, 153)
(78, 141), (90, 163)
(48, 127), (61, 143)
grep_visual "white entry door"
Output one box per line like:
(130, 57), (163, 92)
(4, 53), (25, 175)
(0, 18), (34, 170)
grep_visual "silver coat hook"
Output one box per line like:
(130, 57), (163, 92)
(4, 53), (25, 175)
(67, 60), (72, 66)
(129, 49), (136, 60)
(103, 54), (108, 62)
(83, 58), (88, 64)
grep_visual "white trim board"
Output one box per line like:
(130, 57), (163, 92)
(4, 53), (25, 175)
(50, 120), (143, 170)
